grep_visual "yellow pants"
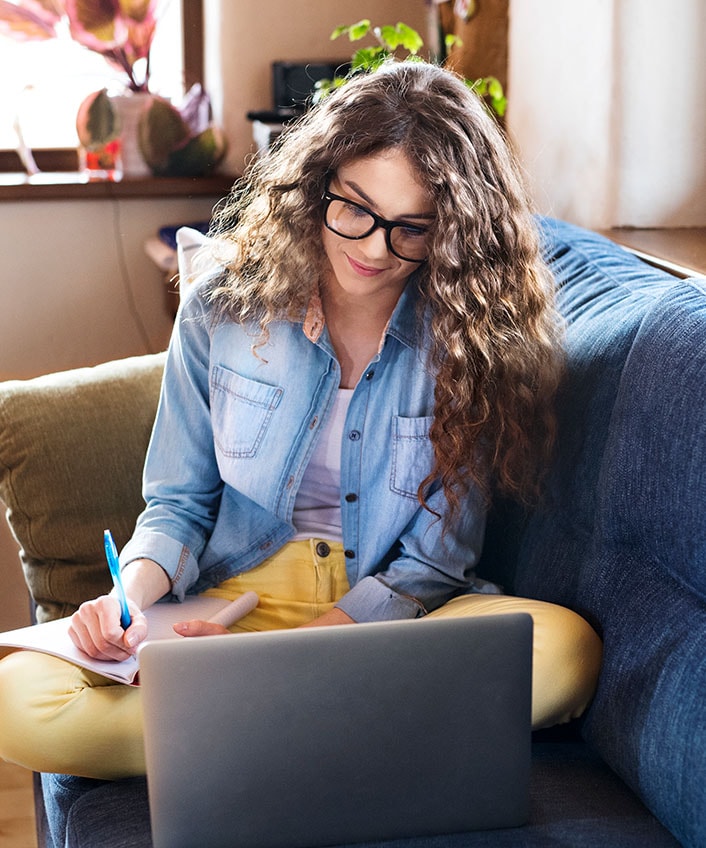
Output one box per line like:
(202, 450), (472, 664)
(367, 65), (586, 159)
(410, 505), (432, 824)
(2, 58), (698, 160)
(0, 539), (602, 779)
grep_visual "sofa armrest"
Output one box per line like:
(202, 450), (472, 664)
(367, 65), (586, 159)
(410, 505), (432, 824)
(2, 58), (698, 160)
(580, 279), (706, 847)
(0, 353), (165, 622)
(514, 271), (706, 847)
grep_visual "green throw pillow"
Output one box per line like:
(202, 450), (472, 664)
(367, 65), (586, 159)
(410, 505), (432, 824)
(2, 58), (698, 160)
(0, 353), (165, 622)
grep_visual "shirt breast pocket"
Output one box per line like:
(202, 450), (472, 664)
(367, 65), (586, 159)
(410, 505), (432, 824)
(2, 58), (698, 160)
(211, 366), (283, 459)
(390, 415), (435, 499)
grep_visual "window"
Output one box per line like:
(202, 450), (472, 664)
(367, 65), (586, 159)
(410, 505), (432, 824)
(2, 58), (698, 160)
(0, 0), (202, 166)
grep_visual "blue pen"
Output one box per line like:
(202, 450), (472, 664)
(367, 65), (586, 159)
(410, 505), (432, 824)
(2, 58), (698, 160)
(104, 529), (132, 630)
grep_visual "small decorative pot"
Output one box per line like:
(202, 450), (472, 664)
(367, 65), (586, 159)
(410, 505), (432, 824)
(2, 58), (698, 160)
(109, 91), (154, 178)
(77, 89), (154, 180)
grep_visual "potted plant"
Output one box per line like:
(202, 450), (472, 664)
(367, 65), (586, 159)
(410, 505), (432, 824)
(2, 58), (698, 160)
(0, 0), (226, 178)
(314, 20), (506, 119)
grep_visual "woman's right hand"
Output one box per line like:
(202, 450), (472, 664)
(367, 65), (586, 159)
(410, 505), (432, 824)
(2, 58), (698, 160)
(68, 594), (148, 662)
(68, 557), (170, 662)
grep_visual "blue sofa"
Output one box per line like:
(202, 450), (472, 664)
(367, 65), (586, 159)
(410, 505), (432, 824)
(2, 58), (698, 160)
(1, 218), (704, 847)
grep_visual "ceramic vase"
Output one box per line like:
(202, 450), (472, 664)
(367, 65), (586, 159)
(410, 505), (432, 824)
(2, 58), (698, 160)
(78, 89), (154, 180)
(109, 91), (153, 178)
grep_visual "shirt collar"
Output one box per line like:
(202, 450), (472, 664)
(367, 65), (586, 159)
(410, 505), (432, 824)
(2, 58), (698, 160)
(303, 289), (326, 343)
(302, 273), (424, 352)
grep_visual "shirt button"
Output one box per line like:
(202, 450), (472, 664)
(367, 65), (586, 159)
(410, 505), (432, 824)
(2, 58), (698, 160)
(344, 549), (355, 559)
(344, 493), (358, 503)
(315, 541), (331, 558)
(348, 430), (361, 441)
(365, 370), (375, 381)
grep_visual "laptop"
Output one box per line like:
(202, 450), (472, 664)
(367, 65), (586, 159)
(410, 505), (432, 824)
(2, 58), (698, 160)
(139, 614), (532, 848)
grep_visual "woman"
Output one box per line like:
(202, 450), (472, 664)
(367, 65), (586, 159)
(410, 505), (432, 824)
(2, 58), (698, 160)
(0, 61), (601, 779)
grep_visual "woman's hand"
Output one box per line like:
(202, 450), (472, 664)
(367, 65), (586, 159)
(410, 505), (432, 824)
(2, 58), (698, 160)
(299, 607), (355, 628)
(68, 557), (171, 661)
(68, 595), (148, 662)
(171, 605), (355, 637)
(172, 619), (231, 637)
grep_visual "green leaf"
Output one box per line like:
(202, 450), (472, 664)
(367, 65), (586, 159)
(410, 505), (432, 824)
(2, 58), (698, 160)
(160, 126), (228, 177)
(467, 77), (507, 119)
(486, 76), (503, 98)
(444, 33), (463, 51)
(376, 23), (423, 55)
(490, 95), (507, 117)
(138, 97), (189, 169)
(377, 24), (401, 51)
(75, 89), (121, 148)
(395, 22), (423, 54)
(348, 19), (371, 41)
(351, 45), (387, 73)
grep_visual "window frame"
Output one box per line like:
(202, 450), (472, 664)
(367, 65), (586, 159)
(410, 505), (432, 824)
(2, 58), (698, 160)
(0, 0), (204, 174)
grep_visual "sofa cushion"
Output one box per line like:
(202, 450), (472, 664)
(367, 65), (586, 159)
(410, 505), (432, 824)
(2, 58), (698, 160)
(533, 217), (679, 571)
(479, 217), (678, 599)
(598, 278), (706, 600)
(577, 279), (706, 847)
(44, 742), (680, 847)
(508, 218), (677, 603)
(0, 353), (165, 622)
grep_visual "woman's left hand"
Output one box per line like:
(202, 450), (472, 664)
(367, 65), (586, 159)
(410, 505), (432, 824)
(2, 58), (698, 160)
(299, 607), (355, 628)
(172, 619), (230, 637)
(172, 605), (355, 636)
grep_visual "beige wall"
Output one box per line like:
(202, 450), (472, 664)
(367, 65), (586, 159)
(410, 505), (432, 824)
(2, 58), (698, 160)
(0, 195), (219, 381)
(204, 0), (430, 174)
(507, 0), (706, 228)
(611, 0), (706, 227)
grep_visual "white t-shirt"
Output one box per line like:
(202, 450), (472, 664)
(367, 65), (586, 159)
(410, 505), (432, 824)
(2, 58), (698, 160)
(292, 388), (354, 541)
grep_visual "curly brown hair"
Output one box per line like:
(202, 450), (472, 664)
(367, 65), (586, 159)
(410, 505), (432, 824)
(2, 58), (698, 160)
(210, 60), (563, 517)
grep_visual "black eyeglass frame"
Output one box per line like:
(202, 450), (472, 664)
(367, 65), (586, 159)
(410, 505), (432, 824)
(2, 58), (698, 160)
(322, 188), (430, 263)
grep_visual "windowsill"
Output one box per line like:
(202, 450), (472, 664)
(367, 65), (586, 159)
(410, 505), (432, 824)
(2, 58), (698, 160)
(0, 170), (237, 201)
(599, 227), (706, 279)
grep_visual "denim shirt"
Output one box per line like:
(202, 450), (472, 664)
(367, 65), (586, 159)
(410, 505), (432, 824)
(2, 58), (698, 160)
(120, 276), (488, 622)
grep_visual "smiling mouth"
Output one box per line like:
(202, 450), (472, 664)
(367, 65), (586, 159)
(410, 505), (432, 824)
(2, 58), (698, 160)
(346, 255), (385, 277)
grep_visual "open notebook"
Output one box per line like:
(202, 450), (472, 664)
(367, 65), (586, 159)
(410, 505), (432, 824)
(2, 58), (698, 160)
(0, 595), (245, 684)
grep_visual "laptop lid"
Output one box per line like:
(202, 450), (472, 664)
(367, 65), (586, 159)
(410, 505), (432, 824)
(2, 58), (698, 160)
(140, 614), (532, 848)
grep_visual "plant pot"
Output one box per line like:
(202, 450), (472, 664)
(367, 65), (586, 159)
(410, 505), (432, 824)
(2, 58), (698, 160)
(77, 89), (154, 180)
(109, 91), (153, 178)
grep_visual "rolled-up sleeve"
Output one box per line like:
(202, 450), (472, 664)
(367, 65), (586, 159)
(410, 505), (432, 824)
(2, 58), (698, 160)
(336, 575), (426, 622)
(336, 482), (489, 623)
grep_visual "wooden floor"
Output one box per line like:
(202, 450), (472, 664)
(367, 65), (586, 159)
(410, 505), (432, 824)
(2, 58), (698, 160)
(0, 760), (37, 848)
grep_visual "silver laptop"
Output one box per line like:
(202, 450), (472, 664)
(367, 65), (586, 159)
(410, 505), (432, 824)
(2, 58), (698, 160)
(139, 614), (532, 848)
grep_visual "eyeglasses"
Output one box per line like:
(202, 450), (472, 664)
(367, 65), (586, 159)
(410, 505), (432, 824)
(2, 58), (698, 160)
(322, 189), (430, 263)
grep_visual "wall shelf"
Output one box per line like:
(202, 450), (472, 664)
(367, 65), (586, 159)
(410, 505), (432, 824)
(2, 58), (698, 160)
(0, 172), (236, 202)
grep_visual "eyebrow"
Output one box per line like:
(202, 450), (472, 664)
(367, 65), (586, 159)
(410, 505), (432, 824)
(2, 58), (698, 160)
(341, 178), (435, 222)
